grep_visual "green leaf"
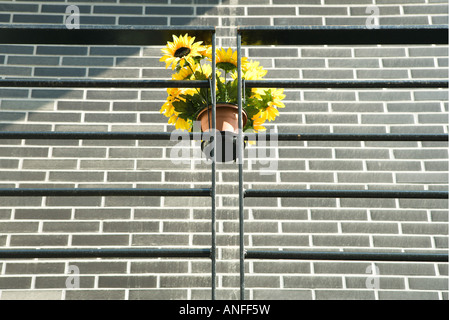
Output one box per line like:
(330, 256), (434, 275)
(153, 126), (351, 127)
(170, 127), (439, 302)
(216, 76), (227, 102)
(226, 79), (239, 104)
(172, 98), (198, 121)
(194, 71), (207, 81)
(217, 62), (237, 73)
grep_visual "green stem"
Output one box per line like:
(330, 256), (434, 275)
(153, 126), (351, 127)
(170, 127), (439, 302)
(187, 64), (209, 106)
(224, 70), (228, 102)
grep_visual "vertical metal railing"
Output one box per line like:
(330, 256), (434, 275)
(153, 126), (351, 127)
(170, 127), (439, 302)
(210, 31), (218, 300)
(237, 32), (246, 301)
(236, 25), (449, 300)
(0, 25), (218, 300)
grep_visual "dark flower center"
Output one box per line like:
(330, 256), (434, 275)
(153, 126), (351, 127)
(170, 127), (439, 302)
(174, 47), (191, 58)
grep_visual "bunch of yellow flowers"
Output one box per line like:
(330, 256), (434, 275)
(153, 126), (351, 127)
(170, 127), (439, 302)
(160, 34), (286, 132)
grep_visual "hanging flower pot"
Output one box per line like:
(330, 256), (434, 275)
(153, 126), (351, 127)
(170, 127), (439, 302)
(196, 103), (248, 162)
(158, 34), (286, 162)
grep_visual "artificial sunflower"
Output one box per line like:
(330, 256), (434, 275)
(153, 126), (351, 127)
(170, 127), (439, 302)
(253, 106), (279, 122)
(160, 34), (205, 70)
(251, 88), (285, 123)
(167, 111), (193, 132)
(216, 48), (248, 73)
(243, 60), (267, 79)
(175, 116), (192, 131)
(216, 48), (238, 72)
(252, 116), (267, 132)
(267, 89), (286, 109)
(191, 64), (213, 80)
(160, 34), (286, 134)
(172, 66), (195, 81)
(160, 88), (196, 119)
(160, 88), (182, 117)
(199, 45), (213, 59)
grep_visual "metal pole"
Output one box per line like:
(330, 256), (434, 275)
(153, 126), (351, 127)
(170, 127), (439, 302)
(0, 248), (211, 259)
(249, 133), (449, 142)
(0, 132), (191, 141)
(243, 80), (449, 89)
(237, 32), (245, 301)
(211, 30), (217, 301)
(0, 188), (212, 197)
(1, 132), (447, 142)
(0, 79), (210, 88)
(244, 189), (449, 199)
(245, 250), (449, 262)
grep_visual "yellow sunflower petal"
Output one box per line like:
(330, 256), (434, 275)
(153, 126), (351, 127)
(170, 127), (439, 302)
(252, 117), (266, 132)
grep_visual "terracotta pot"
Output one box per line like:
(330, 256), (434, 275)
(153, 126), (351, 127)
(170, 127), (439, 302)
(196, 103), (247, 133)
(197, 103), (248, 163)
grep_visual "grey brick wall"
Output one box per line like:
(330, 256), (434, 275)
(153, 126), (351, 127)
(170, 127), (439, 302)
(0, 0), (448, 300)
